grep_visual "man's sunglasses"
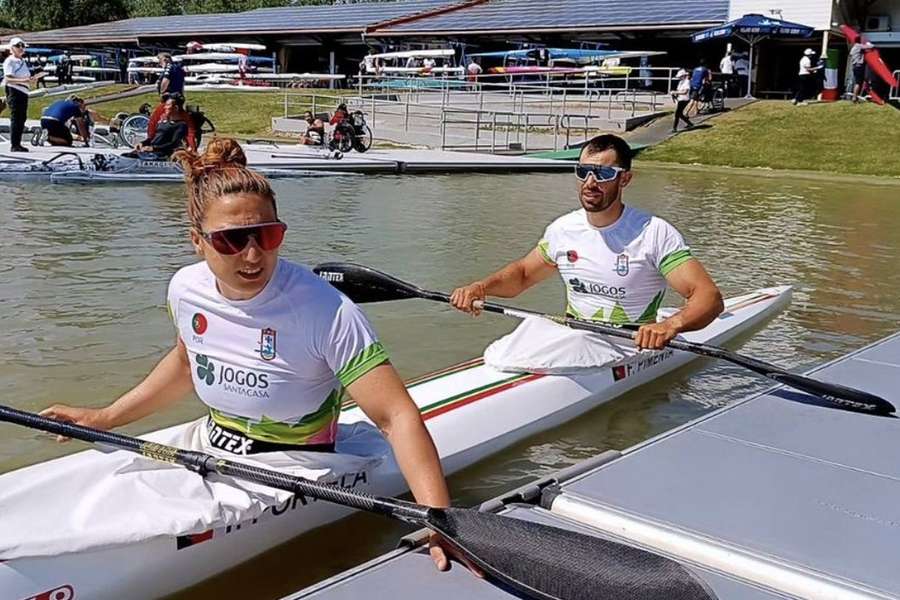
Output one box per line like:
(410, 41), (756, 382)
(201, 221), (287, 255)
(12, 43), (25, 48)
(574, 164), (627, 183)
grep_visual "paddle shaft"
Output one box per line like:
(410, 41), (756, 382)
(0, 404), (429, 522)
(473, 300), (893, 414)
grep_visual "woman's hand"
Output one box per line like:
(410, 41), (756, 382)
(429, 531), (484, 576)
(39, 405), (111, 442)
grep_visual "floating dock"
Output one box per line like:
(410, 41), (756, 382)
(0, 141), (572, 180)
(284, 331), (900, 600)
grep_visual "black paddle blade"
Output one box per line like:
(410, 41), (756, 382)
(428, 507), (716, 600)
(771, 372), (895, 415)
(313, 262), (422, 304)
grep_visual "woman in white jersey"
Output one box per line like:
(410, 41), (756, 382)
(41, 137), (463, 571)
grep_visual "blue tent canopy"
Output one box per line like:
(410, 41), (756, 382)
(691, 13), (813, 43)
(692, 13), (814, 98)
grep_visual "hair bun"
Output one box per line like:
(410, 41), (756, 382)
(173, 136), (247, 181)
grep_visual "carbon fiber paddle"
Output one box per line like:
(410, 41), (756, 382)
(313, 262), (895, 416)
(0, 404), (715, 600)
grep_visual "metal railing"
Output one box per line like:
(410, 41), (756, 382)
(278, 79), (671, 153)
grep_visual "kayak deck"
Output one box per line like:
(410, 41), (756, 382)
(285, 330), (900, 600)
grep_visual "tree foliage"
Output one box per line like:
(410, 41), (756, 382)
(0, 0), (322, 30)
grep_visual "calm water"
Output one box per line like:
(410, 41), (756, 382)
(1, 166), (899, 599)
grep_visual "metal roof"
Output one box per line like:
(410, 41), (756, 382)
(371, 0), (731, 35)
(8, 0), (464, 45)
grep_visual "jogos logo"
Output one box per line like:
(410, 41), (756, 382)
(22, 585), (75, 600)
(195, 354), (269, 390)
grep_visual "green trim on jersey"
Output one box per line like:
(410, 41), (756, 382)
(336, 341), (389, 387)
(537, 240), (554, 265)
(659, 249), (693, 276)
(636, 290), (665, 324)
(209, 388), (342, 444)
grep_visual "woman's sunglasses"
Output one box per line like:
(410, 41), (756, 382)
(201, 221), (287, 255)
(574, 164), (627, 183)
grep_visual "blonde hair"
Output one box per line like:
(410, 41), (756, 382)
(173, 137), (277, 231)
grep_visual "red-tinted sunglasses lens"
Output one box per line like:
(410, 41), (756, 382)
(205, 222), (286, 255)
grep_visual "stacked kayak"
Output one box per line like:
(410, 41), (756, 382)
(0, 285), (791, 600)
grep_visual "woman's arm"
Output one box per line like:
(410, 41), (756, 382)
(41, 337), (195, 434)
(346, 363), (449, 509)
(346, 363), (479, 574)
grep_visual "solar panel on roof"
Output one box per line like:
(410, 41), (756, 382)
(17, 0), (463, 43)
(376, 0), (729, 33)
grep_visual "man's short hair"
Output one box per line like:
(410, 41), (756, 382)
(579, 134), (633, 171)
(158, 52), (172, 62)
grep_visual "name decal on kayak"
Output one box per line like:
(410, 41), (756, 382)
(175, 470), (369, 550)
(612, 349), (674, 381)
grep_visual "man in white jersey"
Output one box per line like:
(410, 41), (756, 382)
(451, 134), (723, 350)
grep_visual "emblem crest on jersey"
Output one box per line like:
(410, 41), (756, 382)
(566, 249), (579, 263)
(614, 254), (629, 277)
(259, 328), (277, 361)
(192, 313), (208, 335)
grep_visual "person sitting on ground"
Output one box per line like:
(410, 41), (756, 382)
(146, 92), (198, 151)
(671, 69), (694, 133)
(40, 95), (90, 147)
(126, 97), (190, 160)
(301, 111), (326, 146)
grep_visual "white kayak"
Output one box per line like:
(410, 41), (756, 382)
(0, 147), (353, 182)
(0, 285), (791, 600)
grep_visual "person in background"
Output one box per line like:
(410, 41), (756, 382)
(2, 37), (43, 152)
(127, 95), (192, 159)
(793, 48), (821, 105)
(719, 51), (735, 97)
(849, 40), (867, 103)
(301, 111), (326, 145)
(157, 52), (185, 98)
(58, 52), (73, 85)
(687, 58), (711, 116)
(671, 69), (694, 133)
(733, 52), (749, 96)
(466, 57), (482, 89)
(118, 52), (129, 84)
(40, 95), (90, 147)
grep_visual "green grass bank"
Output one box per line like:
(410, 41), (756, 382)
(640, 100), (900, 178)
(26, 85), (340, 140)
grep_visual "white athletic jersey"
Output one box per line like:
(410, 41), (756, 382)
(2, 55), (31, 94)
(537, 206), (693, 324)
(167, 259), (388, 445)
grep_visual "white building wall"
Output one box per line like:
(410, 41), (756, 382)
(728, 0), (835, 30)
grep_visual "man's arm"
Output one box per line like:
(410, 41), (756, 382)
(449, 247), (557, 314)
(159, 77), (170, 95)
(634, 259), (723, 349)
